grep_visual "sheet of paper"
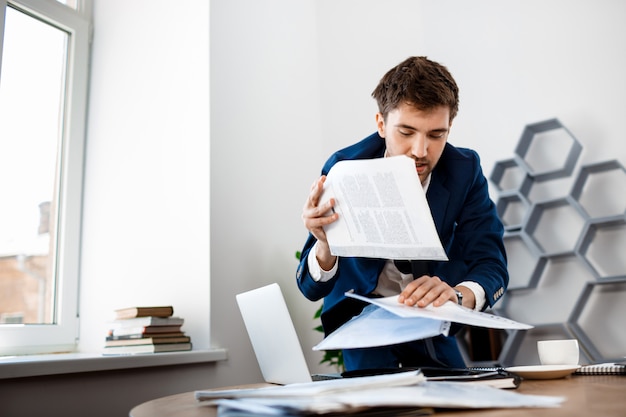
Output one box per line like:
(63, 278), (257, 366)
(210, 381), (564, 415)
(320, 155), (448, 260)
(195, 371), (425, 400)
(346, 292), (533, 330)
(313, 304), (450, 350)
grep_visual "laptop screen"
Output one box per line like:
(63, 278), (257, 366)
(236, 283), (313, 384)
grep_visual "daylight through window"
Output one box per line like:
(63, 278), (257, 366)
(0, 0), (90, 355)
(0, 6), (67, 326)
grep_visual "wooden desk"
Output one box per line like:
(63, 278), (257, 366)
(130, 376), (626, 417)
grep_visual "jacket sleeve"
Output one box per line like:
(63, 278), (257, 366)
(296, 234), (338, 302)
(435, 150), (508, 309)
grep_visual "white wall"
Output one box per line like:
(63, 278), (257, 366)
(209, 0), (325, 386)
(80, 0), (211, 352)
(314, 0), (626, 186)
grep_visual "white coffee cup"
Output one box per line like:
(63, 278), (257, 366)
(537, 339), (579, 365)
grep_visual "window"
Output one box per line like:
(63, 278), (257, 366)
(0, 0), (90, 355)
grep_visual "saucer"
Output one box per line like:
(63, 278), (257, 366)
(504, 365), (580, 380)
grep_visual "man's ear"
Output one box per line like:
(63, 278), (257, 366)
(375, 112), (385, 138)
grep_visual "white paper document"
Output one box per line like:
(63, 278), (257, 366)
(195, 371), (426, 400)
(346, 292), (533, 330)
(196, 371), (564, 415)
(313, 304), (451, 351)
(211, 383), (563, 415)
(320, 155), (448, 260)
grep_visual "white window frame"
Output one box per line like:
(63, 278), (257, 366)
(0, 0), (91, 355)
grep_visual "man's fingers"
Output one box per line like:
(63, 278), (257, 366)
(303, 196), (335, 219)
(305, 177), (328, 209)
(398, 276), (453, 307)
(302, 209), (338, 229)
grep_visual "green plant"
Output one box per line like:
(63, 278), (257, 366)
(296, 250), (344, 372)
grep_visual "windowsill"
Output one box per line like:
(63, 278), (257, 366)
(0, 348), (228, 379)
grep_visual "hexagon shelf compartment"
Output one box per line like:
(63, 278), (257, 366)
(577, 217), (626, 279)
(496, 192), (530, 231)
(514, 118), (582, 182)
(570, 280), (626, 362)
(524, 197), (587, 255)
(570, 160), (626, 218)
(498, 253), (595, 327)
(502, 232), (541, 290)
(477, 118), (626, 367)
(490, 158), (527, 192)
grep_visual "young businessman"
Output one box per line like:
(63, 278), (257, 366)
(296, 56), (508, 371)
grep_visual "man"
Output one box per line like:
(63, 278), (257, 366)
(297, 56), (508, 371)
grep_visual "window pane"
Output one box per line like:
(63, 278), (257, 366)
(0, 6), (68, 325)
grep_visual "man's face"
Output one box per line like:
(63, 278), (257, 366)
(376, 102), (451, 184)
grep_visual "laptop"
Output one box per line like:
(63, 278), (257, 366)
(236, 283), (340, 385)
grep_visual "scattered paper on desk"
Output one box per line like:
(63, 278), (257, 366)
(195, 371), (425, 400)
(203, 379), (564, 416)
(346, 292), (533, 330)
(313, 304), (451, 350)
(320, 155), (448, 260)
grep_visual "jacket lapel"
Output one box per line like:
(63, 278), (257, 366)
(426, 172), (450, 233)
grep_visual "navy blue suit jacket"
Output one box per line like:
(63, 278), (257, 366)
(296, 132), (508, 337)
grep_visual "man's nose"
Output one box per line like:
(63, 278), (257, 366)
(411, 135), (427, 158)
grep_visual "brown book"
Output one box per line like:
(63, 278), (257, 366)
(105, 335), (191, 347)
(109, 325), (183, 337)
(114, 306), (174, 319)
(102, 342), (192, 355)
(106, 331), (186, 341)
(110, 316), (184, 328)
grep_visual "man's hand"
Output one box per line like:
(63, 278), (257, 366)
(301, 176), (339, 270)
(398, 276), (474, 308)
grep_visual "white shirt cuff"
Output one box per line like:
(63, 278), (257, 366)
(307, 241), (338, 282)
(458, 281), (486, 311)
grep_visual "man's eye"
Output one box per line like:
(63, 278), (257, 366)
(429, 132), (445, 139)
(399, 130), (413, 137)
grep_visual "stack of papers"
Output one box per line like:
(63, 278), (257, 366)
(195, 371), (564, 416)
(313, 293), (532, 351)
(313, 304), (450, 350)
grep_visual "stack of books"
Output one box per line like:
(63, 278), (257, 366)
(102, 306), (192, 355)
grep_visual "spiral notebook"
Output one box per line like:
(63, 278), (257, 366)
(574, 362), (626, 375)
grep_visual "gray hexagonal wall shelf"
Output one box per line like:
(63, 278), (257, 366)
(496, 191), (530, 231)
(569, 279), (626, 362)
(514, 118), (582, 181)
(525, 197), (587, 255)
(499, 253), (595, 326)
(472, 118), (626, 368)
(570, 159), (626, 218)
(501, 232), (542, 290)
(490, 158), (526, 192)
(577, 216), (626, 279)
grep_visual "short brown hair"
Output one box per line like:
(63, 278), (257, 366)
(371, 56), (459, 121)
